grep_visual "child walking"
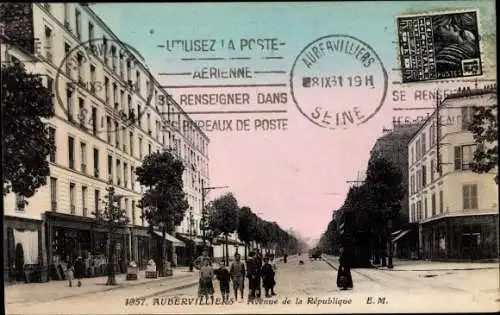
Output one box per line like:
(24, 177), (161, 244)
(260, 256), (275, 298)
(198, 257), (214, 303)
(214, 263), (231, 302)
(229, 253), (246, 302)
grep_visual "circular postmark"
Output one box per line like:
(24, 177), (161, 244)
(290, 34), (388, 130)
(55, 38), (155, 134)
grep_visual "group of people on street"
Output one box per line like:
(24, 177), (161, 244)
(66, 256), (86, 287)
(195, 248), (277, 302)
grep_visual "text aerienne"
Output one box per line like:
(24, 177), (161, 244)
(193, 67), (252, 79)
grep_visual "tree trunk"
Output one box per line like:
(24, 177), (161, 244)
(224, 234), (229, 266)
(106, 231), (117, 285)
(160, 227), (167, 277)
(244, 243), (248, 261)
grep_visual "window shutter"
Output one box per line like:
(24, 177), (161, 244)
(454, 146), (462, 170)
(462, 185), (470, 209)
(471, 185), (478, 209)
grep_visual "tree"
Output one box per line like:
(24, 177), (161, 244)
(364, 156), (404, 266)
(469, 105), (498, 184)
(93, 184), (129, 285)
(2, 61), (55, 200)
(135, 150), (189, 276)
(211, 192), (239, 266)
(236, 206), (255, 260)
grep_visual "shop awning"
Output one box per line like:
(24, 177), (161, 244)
(176, 233), (205, 246)
(153, 231), (185, 247)
(392, 229), (411, 243)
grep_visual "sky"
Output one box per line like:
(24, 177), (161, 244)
(92, 1), (496, 241)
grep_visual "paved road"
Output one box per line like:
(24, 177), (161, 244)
(7, 256), (499, 314)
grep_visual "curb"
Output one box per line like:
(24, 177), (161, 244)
(10, 273), (197, 305)
(372, 265), (499, 272)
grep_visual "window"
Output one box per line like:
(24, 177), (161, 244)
(416, 139), (421, 159)
(137, 105), (142, 127)
(91, 107), (97, 135)
(107, 117), (112, 143)
(115, 121), (119, 147)
(422, 165), (427, 187)
(410, 174), (415, 194)
(124, 163), (128, 188)
(50, 177), (57, 211)
(82, 186), (88, 216)
(147, 113), (151, 133)
(68, 136), (75, 169)
(90, 65), (96, 92)
(421, 133), (427, 155)
(136, 71), (141, 93)
(461, 106), (476, 131)
(454, 145), (476, 170)
(48, 127), (56, 162)
(430, 122), (436, 146)
(116, 159), (121, 185)
(410, 203), (415, 222)
(139, 138), (143, 159)
(130, 132), (134, 156)
(44, 26), (53, 61)
(88, 22), (94, 41)
(15, 194), (25, 211)
(93, 148), (99, 178)
(111, 46), (117, 71)
(132, 200), (136, 225)
(104, 76), (110, 104)
(431, 193), (436, 217)
(103, 36), (108, 64)
(148, 143), (152, 155)
(417, 201), (422, 221)
(75, 9), (81, 38)
(439, 191), (444, 214)
(131, 166), (134, 189)
(64, 3), (69, 23)
(430, 159), (435, 182)
(108, 155), (113, 180)
(66, 88), (73, 121)
(70, 183), (76, 214)
(95, 189), (100, 213)
(462, 184), (478, 210)
(124, 198), (129, 220)
(80, 142), (87, 173)
(410, 147), (414, 164)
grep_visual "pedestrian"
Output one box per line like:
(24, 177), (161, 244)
(260, 256), (276, 298)
(229, 253), (246, 302)
(336, 247), (353, 290)
(74, 256), (86, 287)
(66, 259), (75, 287)
(283, 253), (288, 263)
(214, 262), (230, 302)
(198, 257), (214, 303)
(246, 251), (259, 301)
(270, 255), (277, 295)
(194, 247), (212, 270)
(254, 249), (263, 298)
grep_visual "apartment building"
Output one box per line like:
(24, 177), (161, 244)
(1, 3), (209, 281)
(408, 87), (498, 261)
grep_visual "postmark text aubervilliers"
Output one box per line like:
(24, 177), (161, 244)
(290, 34), (388, 130)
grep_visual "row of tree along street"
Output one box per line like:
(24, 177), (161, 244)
(2, 61), (300, 285)
(316, 156), (405, 268)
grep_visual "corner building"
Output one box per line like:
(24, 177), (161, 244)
(408, 87), (498, 261)
(1, 3), (209, 282)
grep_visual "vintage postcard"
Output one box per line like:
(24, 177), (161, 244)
(2, 1), (498, 315)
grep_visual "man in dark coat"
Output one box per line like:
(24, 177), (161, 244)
(336, 247), (353, 289)
(246, 251), (260, 301)
(254, 249), (263, 298)
(260, 256), (275, 297)
(74, 256), (86, 287)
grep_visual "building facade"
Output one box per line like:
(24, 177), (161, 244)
(408, 87), (498, 261)
(2, 3), (210, 281)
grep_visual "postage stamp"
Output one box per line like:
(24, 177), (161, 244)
(396, 10), (483, 83)
(290, 34), (388, 130)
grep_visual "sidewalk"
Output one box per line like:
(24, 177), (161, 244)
(322, 254), (498, 271)
(5, 267), (198, 305)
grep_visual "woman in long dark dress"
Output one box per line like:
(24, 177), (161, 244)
(336, 247), (353, 289)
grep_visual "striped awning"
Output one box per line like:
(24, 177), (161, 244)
(153, 231), (185, 247)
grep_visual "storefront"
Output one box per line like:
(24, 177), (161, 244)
(134, 226), (151, 269)
(176, 233), (205, 266)
(45, 211), (130, 281)
(150, 230), (185, 267)
(4, 215), (45, 283)
(420, 214), (498, 261)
